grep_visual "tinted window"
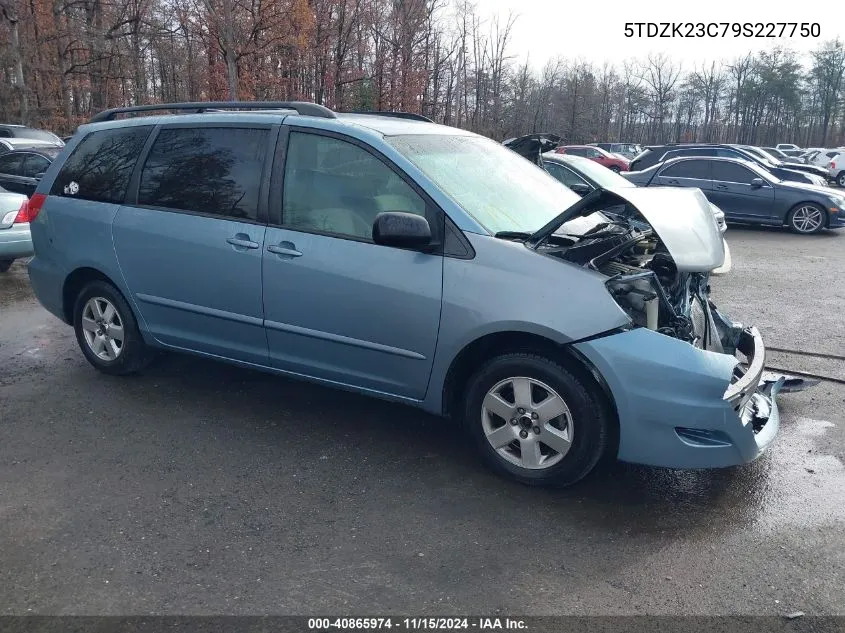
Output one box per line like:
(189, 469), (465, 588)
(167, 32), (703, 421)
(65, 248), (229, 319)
(0, 153), (24, 174)
(545, 162), (589, 188)
(659, 160), (710, 179)
(0, 130), (11, 138)
(565, 148), (589, 157)
(283, 132), (426, 240)
(139, 127), (268, 221)
(712, 162), (756, 184)
(713, 148), (742, 159)
(51, 126), (152, 203)
(22, 154), (51, 177)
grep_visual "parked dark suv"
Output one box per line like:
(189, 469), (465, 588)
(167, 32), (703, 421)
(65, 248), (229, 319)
(630, 144), (828, 186)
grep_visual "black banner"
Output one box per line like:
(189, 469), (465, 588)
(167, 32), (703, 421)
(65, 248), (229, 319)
(0, 617), (843, 633)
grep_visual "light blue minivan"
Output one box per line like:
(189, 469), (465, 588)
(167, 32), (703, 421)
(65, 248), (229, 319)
(28, 102), (782, 486)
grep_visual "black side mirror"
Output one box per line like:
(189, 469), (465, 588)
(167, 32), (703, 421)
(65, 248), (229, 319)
(569, 183), (592, 197)
(750, 178), (765, 189)
(372, 212), (432, 249)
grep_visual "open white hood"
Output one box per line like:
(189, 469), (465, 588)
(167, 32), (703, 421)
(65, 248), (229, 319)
(605, 186), (726, 272)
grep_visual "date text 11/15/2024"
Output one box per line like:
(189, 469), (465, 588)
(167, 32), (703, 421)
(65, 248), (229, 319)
(308, 617), (527, 630)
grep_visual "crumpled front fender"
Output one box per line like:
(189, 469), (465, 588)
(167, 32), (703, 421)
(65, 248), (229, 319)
(574, 327), (779, 468)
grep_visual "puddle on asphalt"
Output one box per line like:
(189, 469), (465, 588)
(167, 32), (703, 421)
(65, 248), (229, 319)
(553, 413), (845, 536)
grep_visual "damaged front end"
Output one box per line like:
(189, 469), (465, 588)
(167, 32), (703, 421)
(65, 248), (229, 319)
(531, 186), (790, 467)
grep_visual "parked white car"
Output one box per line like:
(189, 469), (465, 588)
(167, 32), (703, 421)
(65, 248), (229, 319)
(827, 152), (845, 187)
(776, 143), (801, 152)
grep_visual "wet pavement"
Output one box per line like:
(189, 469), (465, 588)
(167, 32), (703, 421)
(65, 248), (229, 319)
(1, 227), (844, 615)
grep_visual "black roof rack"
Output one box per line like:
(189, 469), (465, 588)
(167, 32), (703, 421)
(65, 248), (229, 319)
(341, 110), (433, 122)
(89, 101), (336, 123)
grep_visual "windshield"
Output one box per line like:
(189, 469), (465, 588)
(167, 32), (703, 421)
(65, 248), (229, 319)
(551, 156), (635, 189)
(387, 134), (580, 234)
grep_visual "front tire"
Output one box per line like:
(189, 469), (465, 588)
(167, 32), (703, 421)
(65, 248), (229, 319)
(73, 280), (154, 375)
(837, 171), (845, 188)
(787, 203), (827, 234)
(462, 353), (611, 487)
(609, 165), (621, 173)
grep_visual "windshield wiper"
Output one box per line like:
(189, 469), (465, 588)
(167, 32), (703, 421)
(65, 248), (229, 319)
(493, 230), (532, 240)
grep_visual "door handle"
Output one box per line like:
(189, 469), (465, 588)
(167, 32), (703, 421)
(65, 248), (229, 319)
(666, 179), (680, 185)
(226, 234), (259, 250)
(715, 184), (728, 190)
(267, 242), (303, 258)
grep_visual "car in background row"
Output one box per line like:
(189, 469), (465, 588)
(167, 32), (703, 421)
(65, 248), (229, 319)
(0, 124), (64, 146)
(776, 143), (801, 152)
(623, 156), (845, 234)
(759, 147), (803, 164)
(0, 138), (65, 155)
(827, 152), (845, 187)
(631, 144), (828, 186)
(732, 145), (829, 180)
(589, 143), (643, 160)
(0, 147), (61, 197)
(0, 185), (32, 272)
(552, 145), (630, 172)
(541, 153), (727, 235)
(501, 134), (728, 236)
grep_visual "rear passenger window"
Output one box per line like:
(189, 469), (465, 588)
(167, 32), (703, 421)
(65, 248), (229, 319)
(0, 153), (24, 174)
(659, 160), (710, 179)
(51, 126), (152, 203)
(138, 127), (267, 221)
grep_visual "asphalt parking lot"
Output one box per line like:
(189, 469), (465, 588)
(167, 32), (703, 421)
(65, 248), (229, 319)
(1, 225), (844, 616)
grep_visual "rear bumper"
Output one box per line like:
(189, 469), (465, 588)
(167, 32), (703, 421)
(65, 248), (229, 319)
(574, 325), (780, 469)
(27, 255), (68, 323)
(0, 223), (33, 260)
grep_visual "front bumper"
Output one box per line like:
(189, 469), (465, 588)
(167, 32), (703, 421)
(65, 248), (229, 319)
(0, 223), (33, 260)
(574, 325), (781, 469)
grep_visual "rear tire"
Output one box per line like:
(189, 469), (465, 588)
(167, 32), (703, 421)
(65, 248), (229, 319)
(787, 203), (827, 234)
(609, 165), (621, 173)
(837, 172), (845, 188)
(0, 259), (13, 273)
(73, 280), (154, 375)
(462, 352), (611, 487)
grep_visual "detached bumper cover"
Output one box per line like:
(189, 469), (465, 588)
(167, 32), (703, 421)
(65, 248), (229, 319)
(574, 326), (780, 469)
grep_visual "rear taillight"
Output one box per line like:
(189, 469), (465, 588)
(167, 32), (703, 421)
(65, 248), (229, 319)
(14, 193), (45, 223)
(830, 161), (837, 170)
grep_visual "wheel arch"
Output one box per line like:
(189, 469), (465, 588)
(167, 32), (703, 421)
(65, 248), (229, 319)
(786, 200), (830, 229)
(62, 267), (126, 324)
(440, 330), (620, 454)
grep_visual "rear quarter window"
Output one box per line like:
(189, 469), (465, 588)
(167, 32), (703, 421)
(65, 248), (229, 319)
(50, 126), (153, 203)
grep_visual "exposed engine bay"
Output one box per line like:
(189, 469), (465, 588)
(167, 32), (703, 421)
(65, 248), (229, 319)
(538, 212), (736, 354)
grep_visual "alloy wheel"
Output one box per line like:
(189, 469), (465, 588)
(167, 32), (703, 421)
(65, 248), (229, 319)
(791, 205), (824, 233)
(481, 376), (574, 470)
(81, 297), (125, 361)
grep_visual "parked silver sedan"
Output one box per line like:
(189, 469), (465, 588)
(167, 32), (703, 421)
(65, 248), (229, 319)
(0, 186), (31, 272)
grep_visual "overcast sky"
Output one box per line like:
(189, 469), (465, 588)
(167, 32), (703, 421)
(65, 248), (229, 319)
(475, 0), (844, 68)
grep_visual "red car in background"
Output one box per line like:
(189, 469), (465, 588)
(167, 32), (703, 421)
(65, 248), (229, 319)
(552, 145), (630, 172)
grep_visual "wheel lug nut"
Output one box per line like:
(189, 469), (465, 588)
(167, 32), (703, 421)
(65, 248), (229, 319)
(519, 430), (528, 439)
(532, 426), (541, 435)
(517, 408), (525, 414)
(531, 412), (538, 420)
(510, 418), (518, 426)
